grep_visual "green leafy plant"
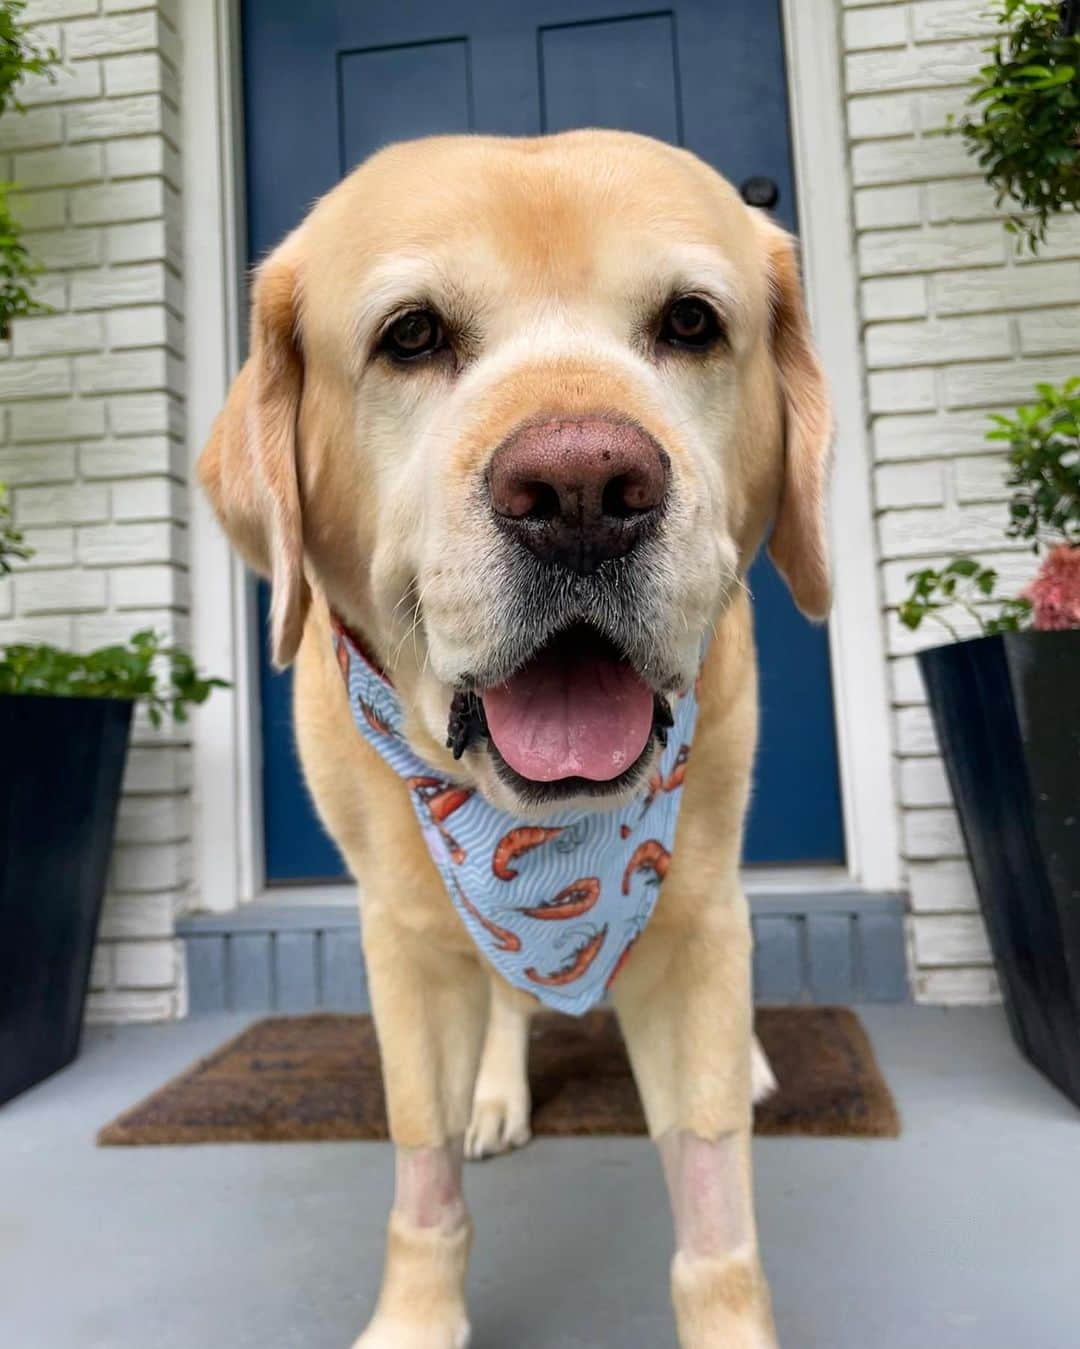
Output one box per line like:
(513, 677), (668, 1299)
(0, 0), (59, 336)
(900, 378), (1080, 636)
(989, 376), (1080, 545)
(0, 630), (228, 725)
(0, 188), (43, 334)
(0, 0), (57, 112)
(900, 559), (1032, 638)
(0, 480), (31, 574)
(953, 0), (1080, 250)
(1, 481), (227, 723)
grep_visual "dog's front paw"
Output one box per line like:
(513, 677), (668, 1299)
(357, 1213), (472, 1348)
(352, 1312), (470, 1349)
(465, 1092), (531, 1160)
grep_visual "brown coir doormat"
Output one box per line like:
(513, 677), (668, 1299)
(98, 1007), (899, 1146)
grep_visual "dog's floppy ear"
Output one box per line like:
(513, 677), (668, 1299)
(198, 232), (310, 667)
(757, 215), (833, 621)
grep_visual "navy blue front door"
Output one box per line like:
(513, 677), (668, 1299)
(243, 1), (845, 882)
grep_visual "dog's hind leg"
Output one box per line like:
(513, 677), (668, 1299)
(352, 902), (489, 1349)
(612, 895), (778, 1349)
(465, 974), (534, 1160)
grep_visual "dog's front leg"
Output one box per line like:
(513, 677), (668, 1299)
(660, 1126), (775, 1349)
(465, 974), (534, 1160)
(353, 902), (488, 1349)
(613, 897), (778, 1349)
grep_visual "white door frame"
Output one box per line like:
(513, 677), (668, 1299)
(184, 0), (264, 911)
(781, 0), (902, 890)
(185, 0), (902, 913)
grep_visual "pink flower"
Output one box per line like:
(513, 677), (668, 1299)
(1023, 545), (1080, 631)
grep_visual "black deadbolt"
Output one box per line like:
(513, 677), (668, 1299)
(740, 176), (779, 209)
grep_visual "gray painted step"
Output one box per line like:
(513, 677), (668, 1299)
(178, 892), (909, 1013)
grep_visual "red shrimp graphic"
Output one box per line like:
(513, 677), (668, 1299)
(525, 925), (608, 988)
(330, 615), (392, 733)
(664, 743), (690, 793)
(449, 875), (521, 954)
(408, 776), (472, 864)
(330, 611), (390, 678)
(620, 744), (688, 840)
(492, 825), (566, 881)
(621, 766), (665, 838)
(517, 877), (600, 922)
(334, 633), (350, 687)
(359, 698), (394, 738)
(605, 934), (640, 991)
(622, 840), (671, 895)
(408, 777), (472, 822)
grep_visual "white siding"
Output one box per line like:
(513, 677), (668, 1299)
(0, 0), (186, 1022)
(841, 0), (1080, 999)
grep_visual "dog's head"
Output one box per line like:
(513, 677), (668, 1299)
(200, 131), (831, 814)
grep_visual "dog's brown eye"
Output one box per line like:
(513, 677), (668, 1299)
(382, 309), (445, 361)
(660, 298), (723, 350)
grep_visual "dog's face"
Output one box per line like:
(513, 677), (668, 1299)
(201, 131), (831, 814)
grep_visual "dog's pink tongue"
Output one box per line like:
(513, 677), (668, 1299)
(483, 649), (654, 782)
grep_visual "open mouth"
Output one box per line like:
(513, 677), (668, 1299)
(449, 625), (672, 802)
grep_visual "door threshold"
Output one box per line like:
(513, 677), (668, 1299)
(255, 884), (357, 907)
(255, 865), (858, 909)
(179, 876), (909, 1011)
(742, 865), (853, 894)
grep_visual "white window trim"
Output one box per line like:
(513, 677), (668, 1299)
(185, 0), (902, 913)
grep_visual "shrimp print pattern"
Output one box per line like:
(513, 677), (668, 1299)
(332, 617), (700, 1016)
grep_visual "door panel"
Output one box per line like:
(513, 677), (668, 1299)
(339, 40), (473, 164)
(243, 0), (845, 882)
(539, 15), (681, 140)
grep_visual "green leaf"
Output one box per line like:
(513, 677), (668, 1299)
(1030, 67), (1075, 88)
(898, 600), (925, 631)
(0, 8), (60, 333)
(953, 0), (1080, 250)
(0, 628), (230, 722)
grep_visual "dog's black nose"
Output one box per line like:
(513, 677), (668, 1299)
(488, 416), (669, 574)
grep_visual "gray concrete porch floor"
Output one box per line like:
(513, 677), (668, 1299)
(0, 1006), (1077, 1349)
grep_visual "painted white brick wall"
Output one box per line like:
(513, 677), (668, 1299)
(841, 0), (1079, 1002)
(0, 0), (187, 1022)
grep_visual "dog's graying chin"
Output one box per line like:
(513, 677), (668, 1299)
(462, 544), (692, 695)
(416, 506), (739, 702)
(407, 533), (738, 813)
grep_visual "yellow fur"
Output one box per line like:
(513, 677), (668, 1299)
(199, 130), (831, 1348)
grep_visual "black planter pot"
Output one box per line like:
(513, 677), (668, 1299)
(0, 694), (133, 1105)
(918, 631), (1080, 1107)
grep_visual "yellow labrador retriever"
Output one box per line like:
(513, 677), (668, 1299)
(200, 129), (830, 1349)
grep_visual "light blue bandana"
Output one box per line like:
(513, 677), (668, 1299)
(332, 617), (699, 1016)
